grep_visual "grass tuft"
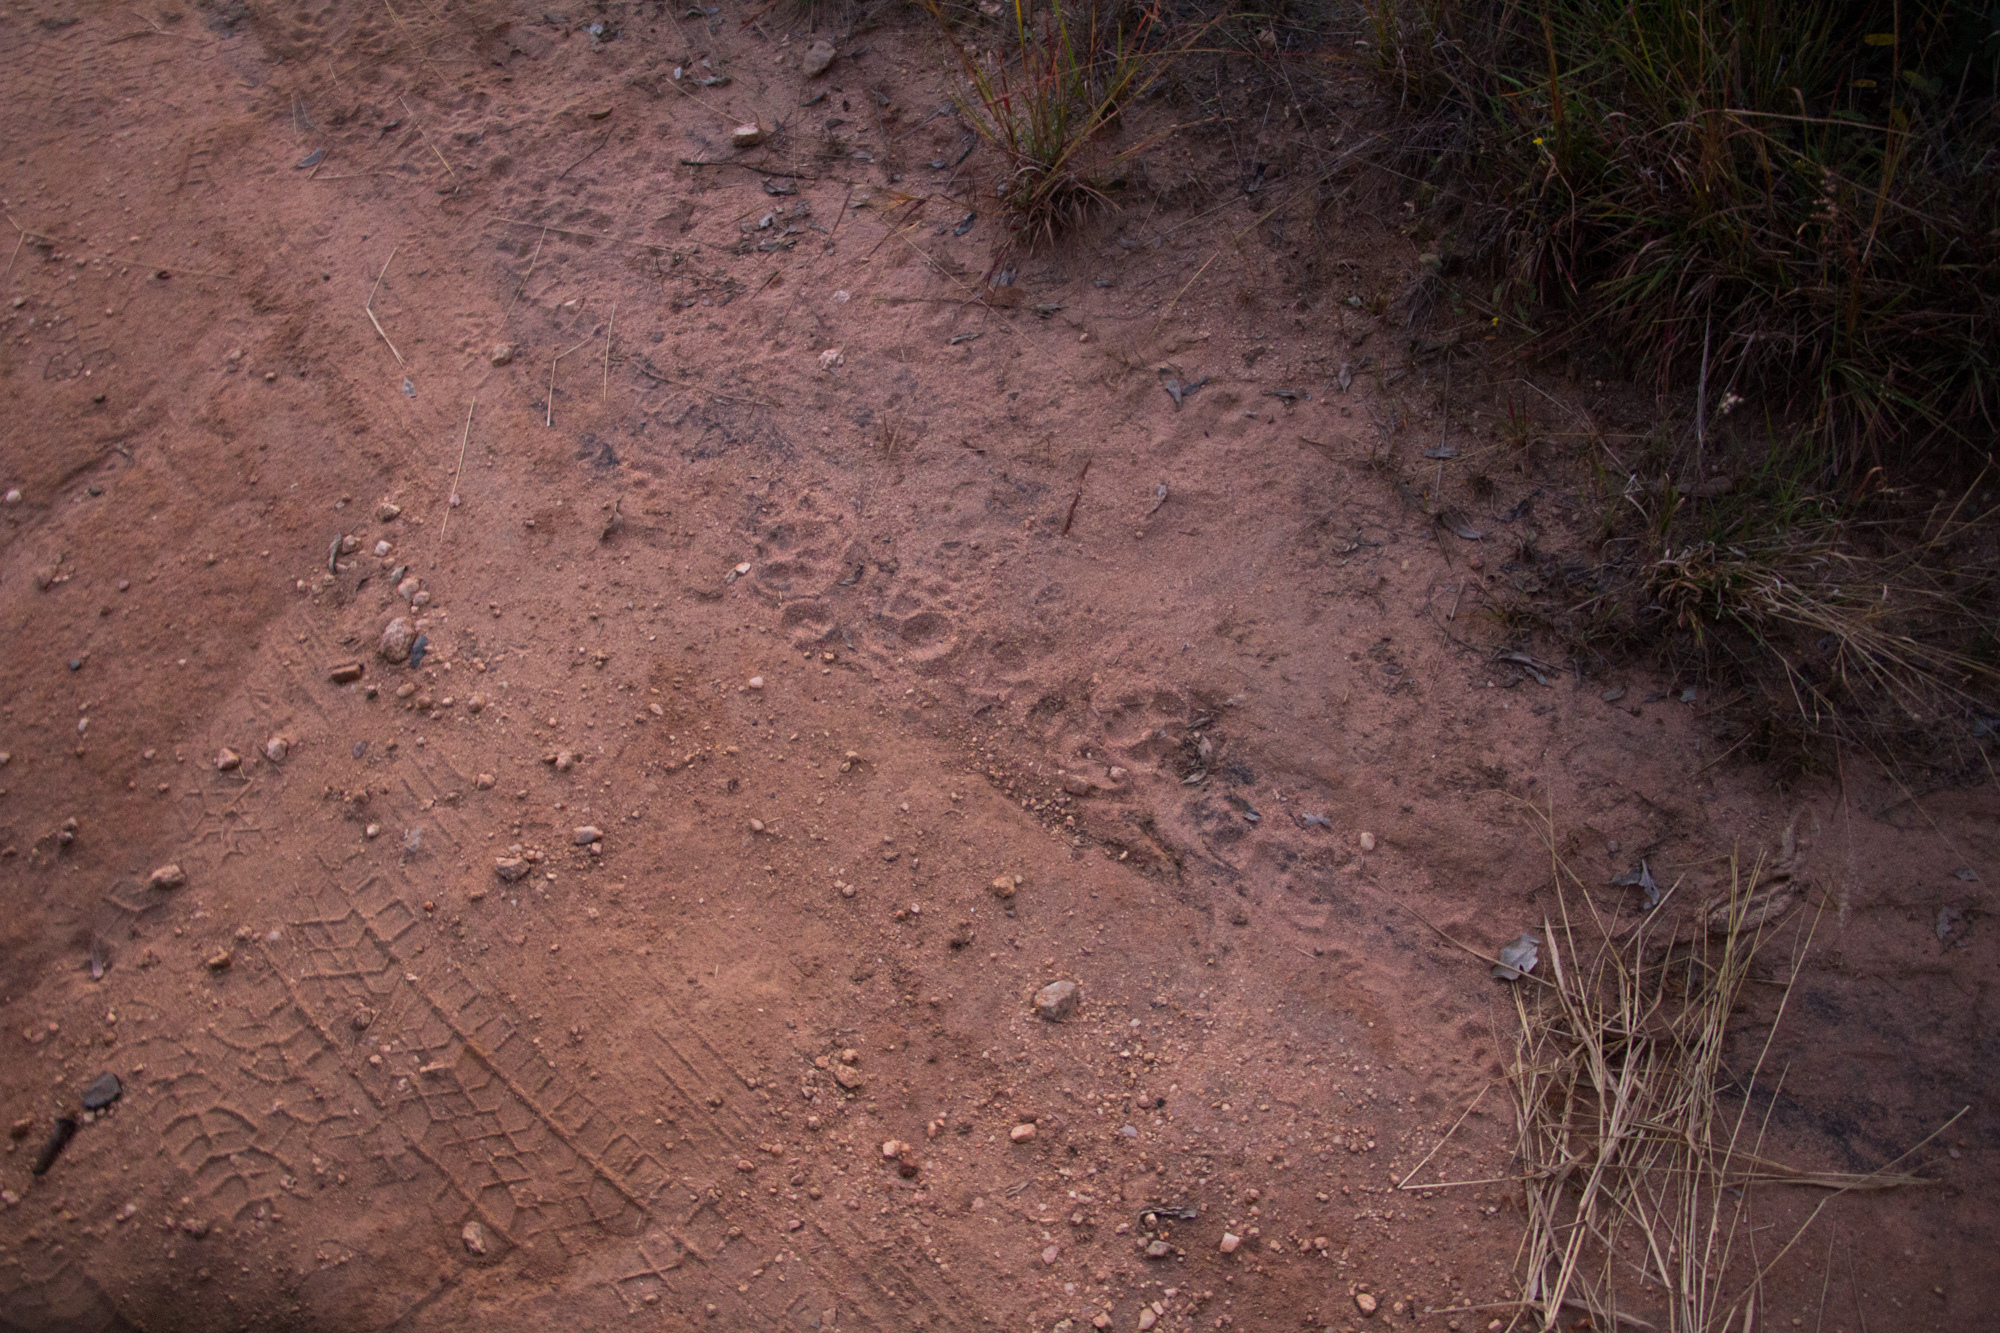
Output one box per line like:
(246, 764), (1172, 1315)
(1359, 0), (2000, 477)
(923, 0), (1200, 247)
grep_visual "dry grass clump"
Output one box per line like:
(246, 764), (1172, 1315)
(1411, 824), (1944, 1332)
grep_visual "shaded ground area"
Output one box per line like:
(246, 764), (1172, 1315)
(0, 1), (1992, 1330)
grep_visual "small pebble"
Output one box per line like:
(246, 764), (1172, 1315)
(1035, 979), (1079, 1021)
(475, 773), (495, 790)
(328, 662), (364, 684)
(495, 857), (529, 883)
(377, 502), (402, 521)
(1144, 1240), (1172, 1259)
(148, 864), (187, 891)
(264, 736), (288, 763)
(1041, 1245), (1059, 1266)
(990, 875), (1018, 900)
(397, 577), (421, 600)
(489, 343), (515, 367)
(802, 38), (835, 76)
(1138, 1309), (1158, 1331)
(1009, 1123), (1037, 1143)
(365, 824), (381, 839)
(573, 826), (603, 845)
(730, 122), (765, 148)
(373, 539), (392, 558)
(1359, 831), (1377, 852)
(214, 748), (241, 772)
(1355, 1292), (1379, 1317)
(462, 1221), (489, 1255)
(747, 676), (764, 690)
(205, 949), (232, 971)
(1219, 1233), (1240, 1253)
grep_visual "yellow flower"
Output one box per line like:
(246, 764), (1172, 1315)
(1533, 136), (1544, 145)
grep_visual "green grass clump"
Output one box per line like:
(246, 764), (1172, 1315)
(1361, 0), (2000, 477)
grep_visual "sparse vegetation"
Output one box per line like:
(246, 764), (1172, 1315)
(1347, 0), (2000, 761)
(1470, 828), (1937, 1332)
(922, 0), (1200, 246)
(1360, 0), (2000, 475)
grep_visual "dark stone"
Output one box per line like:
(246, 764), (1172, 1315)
(82, 1073), (122, 1111)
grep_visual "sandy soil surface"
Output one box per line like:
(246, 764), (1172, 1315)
(0, 1), (1993, 1330)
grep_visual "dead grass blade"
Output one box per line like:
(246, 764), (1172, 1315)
(1405, 806), (1944, 1332)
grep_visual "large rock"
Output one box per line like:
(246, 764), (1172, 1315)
(379, 616), (416, 663)
(802, 40), (836, 77)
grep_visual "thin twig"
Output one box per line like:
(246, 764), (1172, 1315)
(547, 331), (597, 427)
(510, 226), (547, 310)
(436, 395), (476, 551)
(601, 303), (615, 400)
(399, 95), (462, 193)
(366, 244), (404, 366)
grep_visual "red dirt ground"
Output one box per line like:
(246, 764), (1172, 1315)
(0, 1), (1993, 1330)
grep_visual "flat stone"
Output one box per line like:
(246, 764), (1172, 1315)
(327, 661), (364, 683)
(802, 39), (835, 76)
(462, 1221), (489, 1255)
(730, 122), (766, 148)
(81, 1073), (122, 1110)
(494, 857), (529, 883)
(147, 863), (187, 891)
(205, 949), (232, 971)
(573, 826), (603, 845)
(1009, 1123), (1037, 1143)
(1035, 979), (1079, 1021)
(1144, 1239), (1172, 1259)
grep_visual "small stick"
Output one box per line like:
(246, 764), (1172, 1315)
(826, 182), (856, 245)
(560, 128), (614, 181)
(436, 395), (476, 550)
(1061, 457), (1092, 536)
(601, 303), (616, 400)
(4, 211), (52, 276)
(547, 331), (597, 427)
(510, 226), (547, 310)
(366, 244), (404, 365)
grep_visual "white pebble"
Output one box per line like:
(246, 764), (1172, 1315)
(1359, 831), (1376, 852)
(747, 676), (764, 690)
